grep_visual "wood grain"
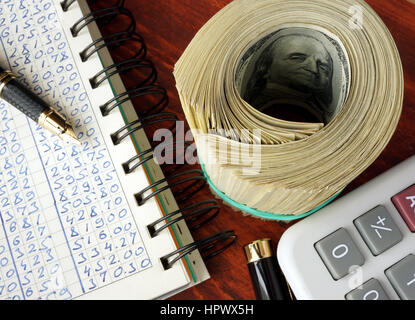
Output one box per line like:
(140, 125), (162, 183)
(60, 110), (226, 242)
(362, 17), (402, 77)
(98, 0), (415, 300)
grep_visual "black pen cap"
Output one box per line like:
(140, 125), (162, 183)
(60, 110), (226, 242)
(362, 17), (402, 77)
(244, 239), (294, 300)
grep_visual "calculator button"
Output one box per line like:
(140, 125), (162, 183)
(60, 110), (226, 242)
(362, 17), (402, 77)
(354, 206), (403, 256)
(314, 228), (365, 280)
(392, 185), (415, 232)
(385, 255), (415, 300)
(345, 278), (390, 300)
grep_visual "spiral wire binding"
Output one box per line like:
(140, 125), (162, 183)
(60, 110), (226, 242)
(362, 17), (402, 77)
(122, 140), (191, 175)
(61, 0), (126, 11)
(147, 200), (220, 237)
(80, 31), (147, 62)
(100, 85), (167, 117)
(90, 58), (157, 89)
(134, 169), (206, 206)
(67, 0), (236, 270)
(160, 230), (237, 270)
(110, 112), (178, 145)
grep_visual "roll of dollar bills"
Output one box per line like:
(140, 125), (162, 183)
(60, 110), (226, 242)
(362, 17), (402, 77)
(174, 0), (404, 219)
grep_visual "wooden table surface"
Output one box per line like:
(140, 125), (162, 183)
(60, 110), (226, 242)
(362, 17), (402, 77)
(98, 0), (415, 300)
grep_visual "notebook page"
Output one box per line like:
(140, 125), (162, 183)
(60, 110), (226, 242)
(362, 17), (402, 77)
(0, 0), (190, 300)
(71, 0), (210, 293)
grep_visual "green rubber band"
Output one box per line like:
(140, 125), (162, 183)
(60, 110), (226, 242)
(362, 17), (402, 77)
(199, 160), (342, 221)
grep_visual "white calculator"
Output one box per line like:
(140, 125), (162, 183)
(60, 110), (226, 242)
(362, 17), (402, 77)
(277, 155), (415, 300)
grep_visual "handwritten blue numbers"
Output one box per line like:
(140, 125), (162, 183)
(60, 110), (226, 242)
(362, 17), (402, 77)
(0, 0), (151, 299)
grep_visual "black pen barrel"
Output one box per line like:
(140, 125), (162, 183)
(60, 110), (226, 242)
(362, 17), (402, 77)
(0, 77), (49, 123)
(244, 239), (293, 300)
(248, 256), (292, 300)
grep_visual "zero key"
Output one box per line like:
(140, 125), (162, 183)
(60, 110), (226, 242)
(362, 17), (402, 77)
(314, 228), (365, 280)
(392, 185), (415, 232)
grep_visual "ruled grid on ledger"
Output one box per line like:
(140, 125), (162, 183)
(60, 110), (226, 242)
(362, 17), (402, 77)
(0, 0), (153, 300)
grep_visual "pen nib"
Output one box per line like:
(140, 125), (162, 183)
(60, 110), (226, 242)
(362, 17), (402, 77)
(62, 126), (81, 145)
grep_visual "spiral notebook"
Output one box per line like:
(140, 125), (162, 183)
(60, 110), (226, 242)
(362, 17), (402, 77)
(0, 0), (234, 300)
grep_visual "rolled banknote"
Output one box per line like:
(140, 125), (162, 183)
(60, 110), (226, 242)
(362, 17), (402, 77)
(174, 0), (404, 218)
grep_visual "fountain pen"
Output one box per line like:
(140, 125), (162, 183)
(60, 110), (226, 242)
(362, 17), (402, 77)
(244, 239), (294, 300)
(0, 66), (80, 145)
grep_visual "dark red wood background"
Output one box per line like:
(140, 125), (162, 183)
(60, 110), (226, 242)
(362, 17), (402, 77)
(101, 0), (415, 300)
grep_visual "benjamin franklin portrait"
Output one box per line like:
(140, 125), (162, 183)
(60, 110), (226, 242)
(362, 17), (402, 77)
(240, 28), (350, 124)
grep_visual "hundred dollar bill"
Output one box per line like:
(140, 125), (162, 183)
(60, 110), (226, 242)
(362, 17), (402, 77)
(236, 26), (350, 124)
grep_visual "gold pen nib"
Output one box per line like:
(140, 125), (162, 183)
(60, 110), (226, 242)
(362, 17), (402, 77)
(38, 108), (81, 145)
(62, 125), (81, 145)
